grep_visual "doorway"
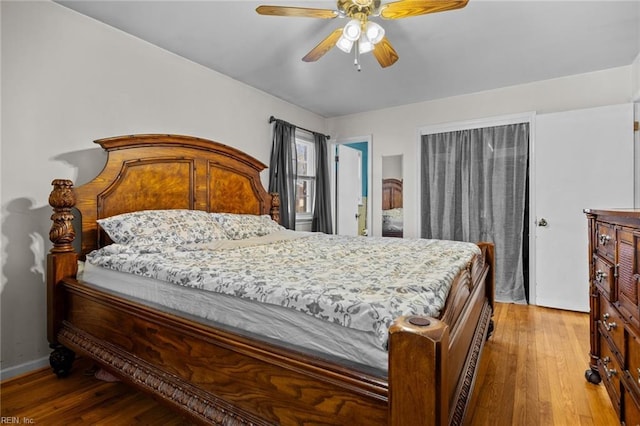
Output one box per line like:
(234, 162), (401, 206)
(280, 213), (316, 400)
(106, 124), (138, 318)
(330, 136), (372, 236)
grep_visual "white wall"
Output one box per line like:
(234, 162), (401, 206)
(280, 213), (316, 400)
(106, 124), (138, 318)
(0, 0), (326, 378)
(327, 66), (635, 238)
(633, 52), (640, 101)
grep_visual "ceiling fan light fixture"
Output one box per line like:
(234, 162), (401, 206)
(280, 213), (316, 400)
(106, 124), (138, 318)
(336, 36), (354, 53)
(342, 19), (361, 41)
(365, 21), (384, 44)
(257, 0), (468, 69)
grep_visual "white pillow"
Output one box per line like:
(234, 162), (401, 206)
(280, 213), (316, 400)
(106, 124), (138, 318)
(210, 213), (284, 240)
(97, 209), (228, 245)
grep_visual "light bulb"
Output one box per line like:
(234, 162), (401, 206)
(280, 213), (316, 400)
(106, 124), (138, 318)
(365, 21), (385, 44)
(336, 36), (354, 53)
(359, 36), (374, 54)
(342, 19), (361, 42)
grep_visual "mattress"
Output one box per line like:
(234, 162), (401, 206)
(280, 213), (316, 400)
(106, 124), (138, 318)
(82, 230), (480, 373)
(80, 261), (389, 374)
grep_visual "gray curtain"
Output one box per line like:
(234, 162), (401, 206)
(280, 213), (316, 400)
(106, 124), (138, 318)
(268, 119), (297, 230)
(312, 133), (333, 233)
(421, 123), (529, 304)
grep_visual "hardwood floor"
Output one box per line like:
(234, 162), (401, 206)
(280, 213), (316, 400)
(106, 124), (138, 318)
(465, 303), (617, 425)
(1, 303), (618, 425)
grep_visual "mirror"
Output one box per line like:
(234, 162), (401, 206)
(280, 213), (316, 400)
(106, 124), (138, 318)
(382, 155), (403, 238)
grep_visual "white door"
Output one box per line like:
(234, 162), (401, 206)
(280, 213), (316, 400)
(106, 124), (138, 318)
(534, 103), (634, 311)
(337, 144), (361, 236)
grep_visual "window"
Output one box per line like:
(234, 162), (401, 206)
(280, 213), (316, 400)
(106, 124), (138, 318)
(294, 131), (316, 220)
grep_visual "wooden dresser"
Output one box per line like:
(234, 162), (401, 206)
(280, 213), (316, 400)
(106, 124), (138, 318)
(585, 209), (640, 424)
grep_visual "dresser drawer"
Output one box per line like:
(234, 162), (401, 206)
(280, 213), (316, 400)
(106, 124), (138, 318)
(596, 222), (616, 262)
(600, 333), (622, 414)
(623, 380), (640, 426)
(600, 293), (625, 357)
(616, 228), (640, 330)
(627, 332), (640, 392)
(594, 255), (616, 300)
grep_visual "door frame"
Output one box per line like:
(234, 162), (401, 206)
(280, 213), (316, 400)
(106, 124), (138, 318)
(417, 112), (537, 303)
(330, 135), (372, 236)
(635, 102), (640, 208)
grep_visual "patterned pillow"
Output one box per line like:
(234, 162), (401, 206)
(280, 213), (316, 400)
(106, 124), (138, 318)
(210, 213), (284, 240)
(97, 209), (228, 245)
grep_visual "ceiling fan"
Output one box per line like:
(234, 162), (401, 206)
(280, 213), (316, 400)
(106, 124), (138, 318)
(256, 0), (469, 70)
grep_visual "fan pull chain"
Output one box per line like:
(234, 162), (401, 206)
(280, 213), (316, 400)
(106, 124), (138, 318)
(354, 40), (362, 72)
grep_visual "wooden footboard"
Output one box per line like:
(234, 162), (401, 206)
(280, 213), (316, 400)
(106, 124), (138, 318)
(48, 270), (492, 426)
(46, 134), (495, 425)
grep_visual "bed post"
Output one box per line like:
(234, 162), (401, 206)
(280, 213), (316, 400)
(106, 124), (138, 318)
(478, 242), (495, 308)
(388, 316), (449, 426)
(47, 179), (78, 377)
(477, 241), (495, 337)
(269, 192), (280, 223)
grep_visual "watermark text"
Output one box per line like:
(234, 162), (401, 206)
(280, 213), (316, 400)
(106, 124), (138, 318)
(1, 417), (35, 424)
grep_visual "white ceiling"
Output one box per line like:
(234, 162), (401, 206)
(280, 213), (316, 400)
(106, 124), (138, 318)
(57, 0), (640, 118)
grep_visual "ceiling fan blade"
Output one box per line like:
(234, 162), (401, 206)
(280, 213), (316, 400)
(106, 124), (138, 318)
(380, 0), (468, 19)
(302, 28), (344, 62)
(256, 5), (338, 19)
(372, 36), (399, 68)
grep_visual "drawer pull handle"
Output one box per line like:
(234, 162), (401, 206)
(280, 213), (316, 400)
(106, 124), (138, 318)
(595, 270), (607, 283)
(601, 314), (617, 331)
(602, 357), (617, 378)
(598, 234), (611, 245)
(636, 368), (640, 385)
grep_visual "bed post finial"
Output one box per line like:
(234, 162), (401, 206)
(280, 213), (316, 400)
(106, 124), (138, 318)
(270, 192), (281, 224)
(48, 179), (76, 253)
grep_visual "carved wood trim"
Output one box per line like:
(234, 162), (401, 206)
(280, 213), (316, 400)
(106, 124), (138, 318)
(58, 323), (267, 426)
(48, 179), (76, 253)
(269, 192), (281, 224)
(449, 301), (493, 425)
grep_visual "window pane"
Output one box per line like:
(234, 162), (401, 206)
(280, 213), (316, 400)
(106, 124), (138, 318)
(296, 140), (315, 178)
(296, 178), (314, 214)
(297, 143), (309, 176)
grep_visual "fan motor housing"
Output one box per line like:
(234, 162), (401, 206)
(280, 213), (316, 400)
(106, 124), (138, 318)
(338, 0), (381, 18)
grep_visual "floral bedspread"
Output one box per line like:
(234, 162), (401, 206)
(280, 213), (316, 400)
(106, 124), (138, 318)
(86, 231), (480, 349)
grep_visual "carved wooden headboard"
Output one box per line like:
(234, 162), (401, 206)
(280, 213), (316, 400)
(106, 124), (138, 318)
(52, 134), (279, 256)
(382, 178), (403, 210)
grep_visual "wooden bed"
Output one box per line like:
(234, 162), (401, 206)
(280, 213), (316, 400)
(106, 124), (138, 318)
(47, 134), (495, 426)
(382, 178), (403, 238)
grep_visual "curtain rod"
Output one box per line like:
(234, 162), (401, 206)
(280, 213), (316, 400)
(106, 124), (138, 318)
(269, 116), (330, 140)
